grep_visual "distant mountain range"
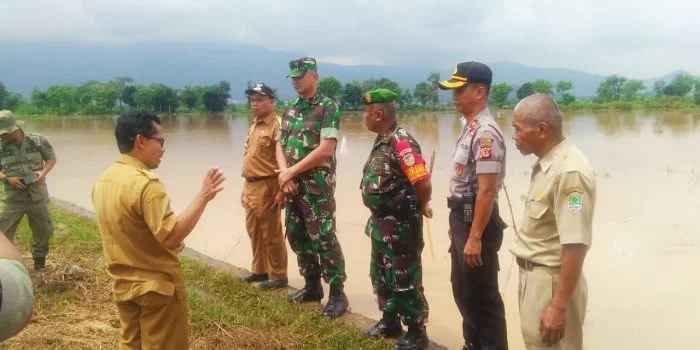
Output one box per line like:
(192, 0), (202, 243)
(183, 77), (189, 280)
(0, 41), (693, 101)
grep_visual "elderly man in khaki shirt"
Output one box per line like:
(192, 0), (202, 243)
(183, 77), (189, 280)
(510, 94), (595, 350)
(92, 111), (225, 349)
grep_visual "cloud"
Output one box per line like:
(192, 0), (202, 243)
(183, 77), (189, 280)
(1, 0), (699, 77)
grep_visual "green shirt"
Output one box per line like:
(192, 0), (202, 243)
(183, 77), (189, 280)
(279, 93), (341, 173)
(0, 132), (55, 203)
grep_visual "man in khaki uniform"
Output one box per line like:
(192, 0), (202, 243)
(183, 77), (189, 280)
(0, 110), (57, 270)
(92, 111), (225, 350)
(240, 83), (288, 290)
(510, 94), (595, 350)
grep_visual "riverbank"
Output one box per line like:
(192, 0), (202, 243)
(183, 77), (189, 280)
(2, 199), (450, 349)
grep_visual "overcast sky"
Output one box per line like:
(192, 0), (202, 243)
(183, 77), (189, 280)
(1, 0), (698, 79)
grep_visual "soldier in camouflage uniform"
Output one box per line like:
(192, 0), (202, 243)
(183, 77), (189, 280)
(275, 57), (348, 318)
(360, 89), (433, 350)
(0, 110), (57, 270)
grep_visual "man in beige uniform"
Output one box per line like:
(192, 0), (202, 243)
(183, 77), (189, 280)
(240, 83), (288, 290)
(510, 94), (595, 350)
(92, 111), (225, 349)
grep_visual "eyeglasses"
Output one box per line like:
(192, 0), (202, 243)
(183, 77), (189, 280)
(142, 135), (165, 147)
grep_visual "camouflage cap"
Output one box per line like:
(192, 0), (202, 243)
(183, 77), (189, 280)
(362, 88), (399, 105)
(287, 57), (317, 78)
(0, 110), (21, 135)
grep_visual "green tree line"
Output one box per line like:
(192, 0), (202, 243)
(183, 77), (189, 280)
(0, 77), (231, 115)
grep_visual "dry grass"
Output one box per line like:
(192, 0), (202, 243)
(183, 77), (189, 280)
(2, 204), (390, 350)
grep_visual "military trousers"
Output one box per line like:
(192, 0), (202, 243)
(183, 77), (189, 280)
(116, 290), (189, 350)
(369, 216), (428, 327)
(284, 184), (346, 286)
(0, 199), (54, 259)
(449, 205), (508, 350)
(243, 178), (288, 280)
(518, 264), (587, 350)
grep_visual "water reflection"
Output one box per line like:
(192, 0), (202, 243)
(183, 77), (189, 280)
(20, 110), (700, 350)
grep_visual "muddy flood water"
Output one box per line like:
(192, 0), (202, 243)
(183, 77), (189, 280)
(27, 110), (700, 349)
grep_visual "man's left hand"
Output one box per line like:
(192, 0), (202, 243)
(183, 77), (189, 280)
(539, 303), (567, 346)
(35, 171), (45, 183)
(276, 167), (296, 186)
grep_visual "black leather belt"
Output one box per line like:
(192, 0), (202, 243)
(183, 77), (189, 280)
(516, 257), (548, 271)
(245, 175), (276, 183)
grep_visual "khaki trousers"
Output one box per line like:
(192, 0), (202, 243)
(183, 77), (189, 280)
(116, 291), (189, 350)
(518, 265), (587, 350)
(243, 178), (287, 280)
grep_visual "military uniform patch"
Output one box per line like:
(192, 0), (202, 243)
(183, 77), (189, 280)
(146, 192), (166, 203)
(456, 166), (464, 176)
(403, 153), (415, 167)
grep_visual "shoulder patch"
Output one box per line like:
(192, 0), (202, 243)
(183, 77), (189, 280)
(145, 192), (166, 203)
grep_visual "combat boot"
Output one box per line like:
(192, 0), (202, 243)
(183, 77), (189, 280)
(392, 325), (429, 350)
(287, 275), (323, 303)
(365, 313), (403, 338)
(33, 257), (46, 270)
(322, 283), (348, 318)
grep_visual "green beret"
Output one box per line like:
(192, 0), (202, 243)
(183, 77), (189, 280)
(362, 88), (398, 105)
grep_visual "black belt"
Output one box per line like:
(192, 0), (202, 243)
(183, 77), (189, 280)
(516, 257), (549, 271)
(245, 175), (276, 183)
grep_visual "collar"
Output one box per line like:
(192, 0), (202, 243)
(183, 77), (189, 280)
(536, 138), (570, 173)
(255, 112), (278, 125)
(116, 154), (149, 170)
(293, 93), (323, 106)
(377, 123), (400, 144)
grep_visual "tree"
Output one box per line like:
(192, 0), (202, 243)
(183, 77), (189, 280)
(413, 82), (433, 106)
(695, 81), (700, 105)
(201, 81), (230, 113)
(555, 81), (573, 97)
(531, 79), (554, 95)
(399, 88), (413, 106)
(516, 82), (535, 100)
(339, 82), (363, 110)
(2, 93), (22, 111)
(596, 75), (627, 101)
(560, 93), (576, 105)
(652, 80), (666, 97)
(318, 77), (343, 100)
(0, 81), (7, 109)
(427, 73), (440, 87)
(663, 74), (695, 96)
(112, 76), (134, 107)
(621, 80), (645, 101)
(179, 85), (199, 110)
(489, 83), (513, 108)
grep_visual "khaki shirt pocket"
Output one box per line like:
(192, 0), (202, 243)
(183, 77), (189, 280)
(523, 201), (552, 238)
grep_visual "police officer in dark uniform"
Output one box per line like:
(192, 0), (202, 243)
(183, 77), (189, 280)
(439, 62), (509, 350)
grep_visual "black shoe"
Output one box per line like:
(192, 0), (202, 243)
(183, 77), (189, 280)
(242, 272), (268, 283)
(33, 257), (46, 270)
(321, 284), (348, 318)
(259, 278), (288, 290)
(288, 275), (324, 303)
(365, 314), (403, 338)
(392, 326), (429, 350)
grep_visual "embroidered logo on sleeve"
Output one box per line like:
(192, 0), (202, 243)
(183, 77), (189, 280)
(146, 192), (166, 203)
(565, 187), (584, 214)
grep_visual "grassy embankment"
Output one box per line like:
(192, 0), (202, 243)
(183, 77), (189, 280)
(3, 202), (390, 349)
